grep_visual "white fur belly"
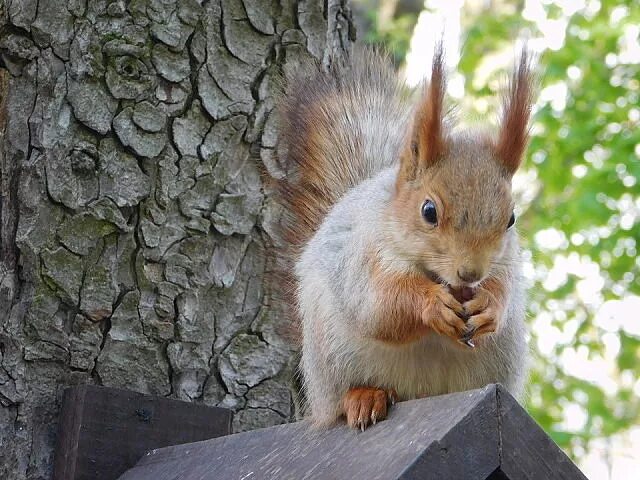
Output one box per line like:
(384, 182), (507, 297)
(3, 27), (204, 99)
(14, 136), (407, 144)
(351, 334), (496, 399)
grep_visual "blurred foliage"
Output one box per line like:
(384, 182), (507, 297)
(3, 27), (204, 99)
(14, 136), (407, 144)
(355, 0), (419, 65)
(362, 10), (418, 65)
(359, 0), (640, 462)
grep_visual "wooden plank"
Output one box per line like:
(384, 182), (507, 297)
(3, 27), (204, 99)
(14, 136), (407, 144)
(53, 385), (232, 480)
(496, 384), (588, 480)
(399, 386), (500, 479)
(117, 384), (588, 480)
(119, 386), (499, 480)
(53, 384), (86, 479)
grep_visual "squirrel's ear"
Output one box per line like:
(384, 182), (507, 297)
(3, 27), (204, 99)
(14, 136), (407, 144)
(496, 48), (535, 175)
(400, 43), (447, 181)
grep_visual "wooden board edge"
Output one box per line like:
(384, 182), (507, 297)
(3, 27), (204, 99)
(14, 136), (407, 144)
(496, 384), (588, 480)
(398, 384), (501, 480)
(53, 385), (88, 480)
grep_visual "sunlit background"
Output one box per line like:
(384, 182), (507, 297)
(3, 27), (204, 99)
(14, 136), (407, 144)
(354, 0), (639, 477)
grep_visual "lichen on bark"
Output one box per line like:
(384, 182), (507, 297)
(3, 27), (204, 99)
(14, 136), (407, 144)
(0, 0), (354, 478)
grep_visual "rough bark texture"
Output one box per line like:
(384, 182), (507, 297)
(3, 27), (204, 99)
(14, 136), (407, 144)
(0, 1), (354, 478)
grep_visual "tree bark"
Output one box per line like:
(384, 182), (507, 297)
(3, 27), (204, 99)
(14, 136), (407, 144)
(0, 1), (354, 478)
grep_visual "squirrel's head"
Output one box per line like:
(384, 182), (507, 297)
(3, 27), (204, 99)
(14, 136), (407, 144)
(391, 44), (535, 289)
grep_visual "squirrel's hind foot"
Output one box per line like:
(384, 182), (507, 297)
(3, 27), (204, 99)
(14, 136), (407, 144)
(342, 387), (398, 431)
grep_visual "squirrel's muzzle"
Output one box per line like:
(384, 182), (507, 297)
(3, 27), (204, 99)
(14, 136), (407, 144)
(457, 268), (481, 284)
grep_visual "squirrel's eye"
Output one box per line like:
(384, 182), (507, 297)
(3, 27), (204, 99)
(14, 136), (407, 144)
(421, 200), (438, 225)
(507, 212), (516, 230)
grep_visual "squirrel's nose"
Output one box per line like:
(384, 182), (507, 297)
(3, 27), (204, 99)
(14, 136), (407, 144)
(457, 268), (481, 283)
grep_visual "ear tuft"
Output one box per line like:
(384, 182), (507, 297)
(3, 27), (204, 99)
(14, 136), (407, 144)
(496, 48), (536, 174)
(400, 42), (448, 181)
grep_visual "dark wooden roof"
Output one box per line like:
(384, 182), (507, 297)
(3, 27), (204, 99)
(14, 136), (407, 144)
(118, 384), (587, 480)
(53, 385), (232, 480)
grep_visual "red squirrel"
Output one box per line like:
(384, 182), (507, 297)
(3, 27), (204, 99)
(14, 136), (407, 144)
(276, 45), (534, 430)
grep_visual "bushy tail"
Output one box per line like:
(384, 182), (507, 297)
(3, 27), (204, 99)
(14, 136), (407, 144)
(276, 49), (410, 255)
(270, 50), (408, 415)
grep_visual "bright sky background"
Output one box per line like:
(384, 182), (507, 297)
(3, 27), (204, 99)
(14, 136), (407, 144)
(402, 1), (640, 478)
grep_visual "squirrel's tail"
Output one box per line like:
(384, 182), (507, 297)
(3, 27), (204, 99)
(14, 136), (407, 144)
(276, 49), (409, 255)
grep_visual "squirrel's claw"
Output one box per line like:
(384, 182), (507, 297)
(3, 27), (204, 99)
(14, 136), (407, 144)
(343, 387), (396, 430)
(460, 328), (476, 348)
(359, 416), (366, 432)
(387, 388), (398, 405)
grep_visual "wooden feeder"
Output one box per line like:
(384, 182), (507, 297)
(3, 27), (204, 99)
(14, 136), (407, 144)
(55, 384), (587, 480)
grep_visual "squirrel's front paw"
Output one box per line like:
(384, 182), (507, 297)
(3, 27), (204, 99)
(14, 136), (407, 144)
(422, 285), (467, 341)
(462, 288), (502, 340)
(342, 387), (398, 431)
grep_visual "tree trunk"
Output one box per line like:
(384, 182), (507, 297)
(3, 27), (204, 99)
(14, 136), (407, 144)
(0, 1), (354, 478)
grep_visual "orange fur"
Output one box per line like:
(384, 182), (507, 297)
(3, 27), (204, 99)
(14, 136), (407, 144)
(399, 42), (448, 184)
(464, 276), (508, 339)
(342, 387), (398, 430)
(496, 48), (536, 173)
(369, 267), (433, 344)
(368, 253), (467, 344)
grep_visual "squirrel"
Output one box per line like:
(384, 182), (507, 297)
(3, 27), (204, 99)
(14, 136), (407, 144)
(275, 44), (534, 430)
